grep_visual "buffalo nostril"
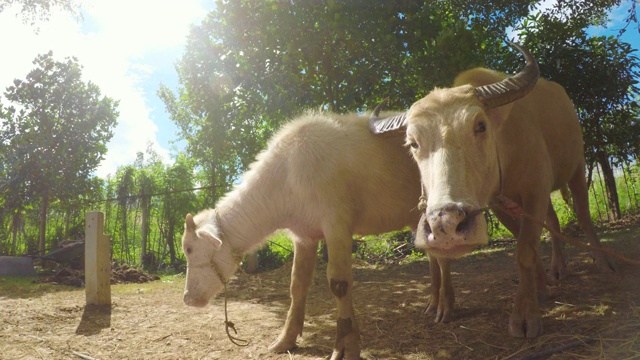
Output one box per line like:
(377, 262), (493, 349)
(456, 216), (473, 233)
(456, 208), (484, 233)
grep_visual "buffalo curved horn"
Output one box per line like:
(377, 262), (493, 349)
(368, 98), (408, 136)
(474, 41), (540, 109)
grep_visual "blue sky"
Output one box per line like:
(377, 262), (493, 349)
(0, 1), (637, 179)
(589, 2), (640, 45)
(0, 0), (214, 178)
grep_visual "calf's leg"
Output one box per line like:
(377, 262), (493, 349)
(269, 237), (319, 353)
(325, 226), (360, 360)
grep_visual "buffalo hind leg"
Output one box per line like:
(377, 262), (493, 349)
(325, 225), (360, 360)
(568, 167), (615, 272)
(269, 237), (319, 353)
(546, 202), (568, 282)
(424, 254), (454, 323)
(494, 199), (566, 293)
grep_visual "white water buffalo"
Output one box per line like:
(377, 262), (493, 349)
(370, 42), (613, 338)
(181, 110), (423, 360)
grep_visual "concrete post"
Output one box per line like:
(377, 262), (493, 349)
(85, 212), (111, 305)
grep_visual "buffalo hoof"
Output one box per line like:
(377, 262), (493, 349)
(508, 311), (543, 338)
(548, 261), (568, 283)
(592, 251), (616, 273)
(329, 348), (363, 360)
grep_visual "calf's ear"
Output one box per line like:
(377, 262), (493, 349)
(185, 213), (196, 232)
(196, 224), (223, 250)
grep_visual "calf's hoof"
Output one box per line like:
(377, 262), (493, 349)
(424, 298), (453, 323)
(268, 336), (297, 353)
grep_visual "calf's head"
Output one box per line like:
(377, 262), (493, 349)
(371, 42), (539, 258)
(181, 212), (239, 307)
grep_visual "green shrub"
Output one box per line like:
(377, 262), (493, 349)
(252, 231), (293, 272)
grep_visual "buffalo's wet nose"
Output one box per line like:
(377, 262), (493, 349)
(427, 204), (479, 239)
(456, 208), (484, 233)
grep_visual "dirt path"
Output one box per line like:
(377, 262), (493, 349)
(1, 217), (639, 359)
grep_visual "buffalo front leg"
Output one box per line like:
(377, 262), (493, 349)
(325, 227), (360, 360)
(424, 254), (454, 323)
(508, 197), (545, 338)
(269, 238), (319, 353)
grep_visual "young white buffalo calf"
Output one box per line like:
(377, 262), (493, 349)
(181, 110), (422, 360)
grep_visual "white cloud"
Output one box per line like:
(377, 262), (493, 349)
(0, 0), (208, 178)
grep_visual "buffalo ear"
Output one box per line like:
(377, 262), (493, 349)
(185, 213), (196, 232)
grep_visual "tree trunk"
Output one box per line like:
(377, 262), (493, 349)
(64, 209), (71, 238)
(39, 193), (49, 256)
(11, 211), (20, 255)
(209, 161), (217, 204)
(140, 196), (149, 267)
(166, 216), (177, 270)
(596, 151), (622, 220)
(120, 204), (128, 262)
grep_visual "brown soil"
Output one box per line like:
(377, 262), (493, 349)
(1, 216), (639, 360)
(34, 264), (161, 287)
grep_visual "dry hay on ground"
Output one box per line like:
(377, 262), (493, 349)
(1, 216), (639, 359)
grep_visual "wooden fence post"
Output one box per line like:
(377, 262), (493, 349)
(85, 212), (111, 306)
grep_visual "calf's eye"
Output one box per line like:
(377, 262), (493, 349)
(406, 139), (419, 149)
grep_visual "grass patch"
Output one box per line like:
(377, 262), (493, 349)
(0, 275), (78, 298)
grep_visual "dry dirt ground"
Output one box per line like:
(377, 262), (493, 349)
(1, 216), (640, 360)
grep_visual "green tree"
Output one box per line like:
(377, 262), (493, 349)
(0, 52), (118, 255)
(114, 165), (135, 262)
(132, 145), (163, 269)
(513, 14), (640, 220)
(160, 0), (539, 203)
(0, 0), (81, 26)
(160, 154), (197, 270)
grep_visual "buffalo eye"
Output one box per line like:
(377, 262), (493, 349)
(185, 247), (192, 255)
(474, 120), (487, 134)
